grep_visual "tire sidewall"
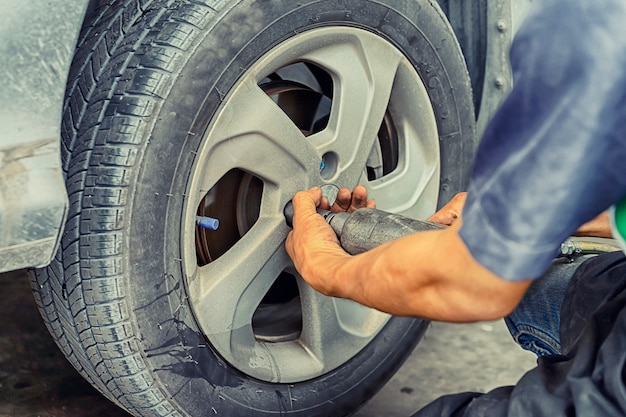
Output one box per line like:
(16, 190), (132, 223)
(129, 0), (474, 415)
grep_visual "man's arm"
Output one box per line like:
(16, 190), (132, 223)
(285, 187), (531, 322)
(428, 192), (614, 238)
(574, 211), (612, 238)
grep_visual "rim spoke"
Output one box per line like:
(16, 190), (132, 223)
(304, 32), (404, 185)
(365, 145), (440, 218)
(360, 58), (441, 219)
(298, 283), (388, 365)
(189, 217), (289, 336)
(197, 79), (321, 193)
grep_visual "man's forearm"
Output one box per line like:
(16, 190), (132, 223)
(326, 224), (531, 322)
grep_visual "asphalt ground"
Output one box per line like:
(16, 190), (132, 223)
(0, 270), (536, 417)
(354, 320), (536, 416)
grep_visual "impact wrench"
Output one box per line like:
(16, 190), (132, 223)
(284, 201), (621, 257)
(283, 202), (444, 255)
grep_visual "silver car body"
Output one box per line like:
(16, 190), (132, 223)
(0, 0), (88, 272)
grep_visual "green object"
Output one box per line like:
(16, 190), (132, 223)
(611, 196), (626, 252)
(615, 198), (626, 236)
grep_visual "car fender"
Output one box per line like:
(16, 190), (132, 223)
(0, 0), (89, 272)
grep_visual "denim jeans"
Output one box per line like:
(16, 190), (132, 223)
(503, 254), (596, 356)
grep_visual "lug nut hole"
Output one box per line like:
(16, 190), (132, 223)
(320, 152), (338, 179)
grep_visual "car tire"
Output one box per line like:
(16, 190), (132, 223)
(32, 1), (476, 416)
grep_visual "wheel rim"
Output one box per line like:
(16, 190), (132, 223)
(182, 27), (440, 383)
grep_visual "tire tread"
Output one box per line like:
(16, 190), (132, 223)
(32, 1), (221, 415)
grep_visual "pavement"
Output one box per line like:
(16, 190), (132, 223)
(0, 270), (536, 417)
(354, 321), (536, 416)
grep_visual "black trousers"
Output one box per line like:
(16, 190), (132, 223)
(413, 251), (626, 417)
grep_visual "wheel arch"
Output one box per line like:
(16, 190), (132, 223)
(438, 0), (534, 139)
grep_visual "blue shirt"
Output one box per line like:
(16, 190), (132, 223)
(459, 0), (626, 281)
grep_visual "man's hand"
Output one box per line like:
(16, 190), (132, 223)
(428, 192), (466, 226)
(285, 186), (373, 295)
(321, 185), (376, 213)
